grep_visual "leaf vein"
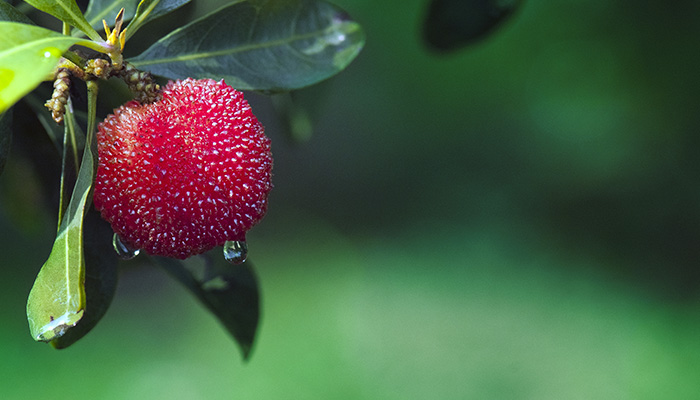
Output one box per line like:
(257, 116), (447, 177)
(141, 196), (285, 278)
(132, 28), (328, 67)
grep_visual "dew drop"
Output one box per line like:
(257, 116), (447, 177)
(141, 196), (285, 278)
(301, 15), (357, 56)
(223, 240), (247, 264)
(40, 47), (62, 59)
(113, 233), (140, 260)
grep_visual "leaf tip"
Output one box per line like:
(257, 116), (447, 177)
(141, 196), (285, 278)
(29, 309), (84, 343)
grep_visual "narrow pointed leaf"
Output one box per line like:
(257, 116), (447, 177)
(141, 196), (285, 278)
(152, 255), (260, 359)
(22, 0), (101, 40)
(83, 0), (137, 33)
(26, 107), (97, 343)
(125, 0), (190, 40)
(57, 100), (83, 224)
(0, 109), (11, 176)
(0, 2), (35, 24)
(82, 0), (189, 35)
(0, 22), (80, 114)
(129, 0), (365, 92)
(51, 209), (119, 349)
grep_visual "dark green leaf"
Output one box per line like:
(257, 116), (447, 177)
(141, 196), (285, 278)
(23, 0), (101, 40)
(0, 109), (11, 176)
(129, 0), (365, 92)
(83, 0), (137, 32)
(0, 2), (35, 24)
(51, 208), (119, 349)
(83, 0), (189, 34)
(125, 0), (190, 40)
(0, 22), (81, 113)
(26, 106), (96, 343)
(423, 0), (522, 51)
(152, 254), (261, 359)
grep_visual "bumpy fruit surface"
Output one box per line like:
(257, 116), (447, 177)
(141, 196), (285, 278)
(93, 78), (272, 259)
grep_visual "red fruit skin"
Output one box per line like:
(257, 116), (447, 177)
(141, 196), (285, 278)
(93, 78), (272, 259)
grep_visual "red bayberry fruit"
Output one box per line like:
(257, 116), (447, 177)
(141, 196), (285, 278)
(93, 78), (273, 259)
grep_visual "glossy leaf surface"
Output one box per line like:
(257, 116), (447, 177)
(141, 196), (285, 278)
(0, 22), (80, 114)
(26, 108), (96, 343)
(51, 209), (119, 349)
(130, 0), (365, 91)
(83, 0), (189, 34)
(125, 0), (190, 40)
(23, 0), (101, 40)
(153, 255), (260, 359)
(83, 0), (137, 31)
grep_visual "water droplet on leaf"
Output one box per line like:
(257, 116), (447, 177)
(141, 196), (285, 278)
(302, 14), (361, 57)
(40, 47), (62, 59)
(223, 240), (247, 264)
(113, 233), (140, 260)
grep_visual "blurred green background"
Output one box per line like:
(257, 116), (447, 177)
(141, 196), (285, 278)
(2, 0), (700, 398)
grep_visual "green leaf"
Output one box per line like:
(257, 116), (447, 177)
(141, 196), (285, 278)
(125, 0), (190, 40)
(82, 0), (189, 35)
(23, 0), (102, 40)
(0, 2), (35, 24)
(26, 106), (97, 343)
(0, 22), (80, 114)
(152, 255), (261, 359)
(51, 208), (119, 349)
(129, 0), (365, 92)
(83, 0), (138, 33)
(58, 99), (83, 223)
(49, 80), (111, 349)
(0, 109), (11, 176)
